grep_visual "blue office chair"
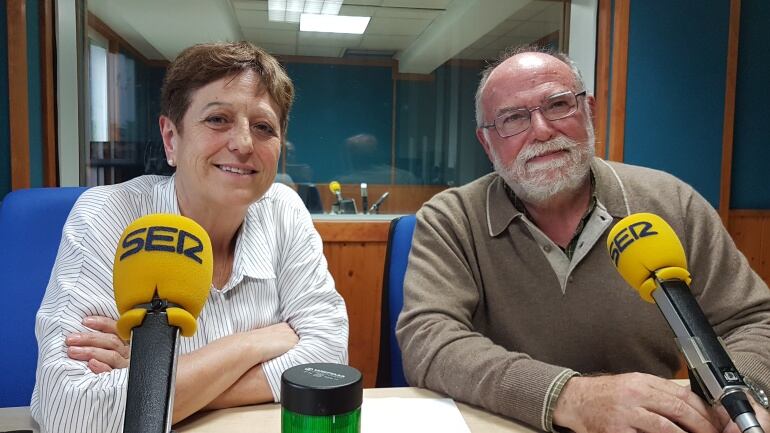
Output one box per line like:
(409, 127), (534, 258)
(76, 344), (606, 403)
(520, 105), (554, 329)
(376, 214), (416, 387)
(0, 187), (87, 407)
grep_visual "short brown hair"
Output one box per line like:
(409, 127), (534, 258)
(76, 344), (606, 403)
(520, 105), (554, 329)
(160, 41), (294, 139)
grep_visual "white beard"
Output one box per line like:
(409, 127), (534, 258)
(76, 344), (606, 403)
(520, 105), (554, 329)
(490, 128), (595, 205)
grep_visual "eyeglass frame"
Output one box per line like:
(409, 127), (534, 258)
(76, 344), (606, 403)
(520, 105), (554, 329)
(480, 90), (588, 138)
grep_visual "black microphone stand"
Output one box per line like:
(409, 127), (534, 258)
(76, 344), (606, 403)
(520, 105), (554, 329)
(652, 277), (765, 433)
(123, 297), (181, 433)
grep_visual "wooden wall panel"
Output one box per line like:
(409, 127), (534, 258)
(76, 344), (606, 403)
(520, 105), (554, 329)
(315, 220), (391, 388)
(719, 0), (741, 223)
(315, 220), (390, 242)
(727, 211), (770, 286)
(607, 0), (630, 162)
(594, 0), (611, 159)
(41, 0), (58, 186)
(7, 0), (31, 189)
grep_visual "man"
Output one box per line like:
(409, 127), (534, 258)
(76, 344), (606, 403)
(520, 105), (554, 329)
(396, 47), (770, 433)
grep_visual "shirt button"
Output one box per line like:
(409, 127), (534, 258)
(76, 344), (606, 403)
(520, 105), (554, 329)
(543, 244), (552, 253)
(568, 275), (574, 282)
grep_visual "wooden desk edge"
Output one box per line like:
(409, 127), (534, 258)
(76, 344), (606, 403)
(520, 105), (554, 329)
(0, 387), (535, 433)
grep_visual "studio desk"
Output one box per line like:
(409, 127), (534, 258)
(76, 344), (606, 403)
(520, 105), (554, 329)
(312, 214), (398, 388)
(0, 388), (537, 432)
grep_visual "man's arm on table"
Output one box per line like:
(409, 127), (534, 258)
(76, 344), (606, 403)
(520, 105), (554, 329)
(552, 187), (770, 433)
(396, 201), (576, 432)
(681, 189), (770, 391)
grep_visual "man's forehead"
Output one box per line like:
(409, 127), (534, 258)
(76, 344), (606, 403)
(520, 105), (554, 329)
(482, 53), (573, 105)
(506, 52), (551, 70)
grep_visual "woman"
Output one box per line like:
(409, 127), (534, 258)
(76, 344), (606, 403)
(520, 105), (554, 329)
(31, 42), (348, 432)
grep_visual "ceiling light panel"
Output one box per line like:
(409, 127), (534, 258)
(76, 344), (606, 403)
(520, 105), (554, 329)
(269, 0), (344, 23)
(300, 13), (371, 34)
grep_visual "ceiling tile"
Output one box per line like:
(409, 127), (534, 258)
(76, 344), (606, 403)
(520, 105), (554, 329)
(343, 0), (383, 5)
(373, 7), (443, 19)
(258, 42), (297, 55)
(359, 34), (415, 50)
(339, 5), (377, 16)
(232, 0), (268, 11)
(237, 10), (299, 30)
(366, 17), (431, 35)
(467, 34), (498, 50)
(508, 20), (559, 39)
(516, 0), (551, 21)
(381, 0), (451, 8)
(533, 2), (565, 24)
(242, 28), (298, 45)
(297, 45), (345, 57)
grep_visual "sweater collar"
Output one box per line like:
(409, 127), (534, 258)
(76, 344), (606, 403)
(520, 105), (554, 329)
(485, 157), (631, 237)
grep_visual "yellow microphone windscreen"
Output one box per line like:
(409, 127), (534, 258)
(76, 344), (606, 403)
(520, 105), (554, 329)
(329, 181), (341, 194)
(113, 214), (213, 338)
(606, 213), (691, 302)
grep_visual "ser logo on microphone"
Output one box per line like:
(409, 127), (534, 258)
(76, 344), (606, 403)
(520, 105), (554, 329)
(119, 226), (204, 264)
(609, 220), (658, 266)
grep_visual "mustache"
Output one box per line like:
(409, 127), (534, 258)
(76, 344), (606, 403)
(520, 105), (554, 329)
(517, 136), (576, 165)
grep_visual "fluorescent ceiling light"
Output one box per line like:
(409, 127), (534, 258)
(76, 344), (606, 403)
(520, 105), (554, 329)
(300, 13), (370, 34)
(268, 0), (342, 23)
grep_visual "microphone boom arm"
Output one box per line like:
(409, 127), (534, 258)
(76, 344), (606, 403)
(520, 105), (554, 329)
(369, 191), (389, 214)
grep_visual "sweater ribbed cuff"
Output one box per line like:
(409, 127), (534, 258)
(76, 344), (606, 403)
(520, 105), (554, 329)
(544, 369), (580, 432)
(494, 361), (576, 431)
(732, 351), (770, 394)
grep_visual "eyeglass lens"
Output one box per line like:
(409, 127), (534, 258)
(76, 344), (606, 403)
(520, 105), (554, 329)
(496, 92), (578, 137)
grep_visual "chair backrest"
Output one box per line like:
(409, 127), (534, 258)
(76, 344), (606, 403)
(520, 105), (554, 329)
(376, 215), (416, 387)
(0, 187), (87, 407)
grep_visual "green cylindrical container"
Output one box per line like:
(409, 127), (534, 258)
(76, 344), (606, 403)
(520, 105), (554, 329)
(281, 363), (363, 433)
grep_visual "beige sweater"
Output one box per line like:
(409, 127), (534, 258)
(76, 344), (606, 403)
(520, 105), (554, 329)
(396, 158), (770, 431)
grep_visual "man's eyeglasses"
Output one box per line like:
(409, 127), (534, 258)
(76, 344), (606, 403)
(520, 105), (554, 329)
(481, 90), (587, 138)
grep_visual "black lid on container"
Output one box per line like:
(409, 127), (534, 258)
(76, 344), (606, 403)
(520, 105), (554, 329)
(281, 363), (363, 416)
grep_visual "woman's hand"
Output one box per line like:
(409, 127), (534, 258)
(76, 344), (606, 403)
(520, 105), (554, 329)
(65, 316), (130, 373)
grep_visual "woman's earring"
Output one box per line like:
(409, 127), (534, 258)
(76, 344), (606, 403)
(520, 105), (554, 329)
(167, 159), (175, 167)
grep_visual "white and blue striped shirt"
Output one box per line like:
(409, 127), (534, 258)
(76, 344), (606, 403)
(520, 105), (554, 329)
(31, 175), (349, 433)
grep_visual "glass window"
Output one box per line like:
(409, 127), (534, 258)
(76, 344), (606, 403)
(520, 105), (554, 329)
(87, 31), (109, 185)
(84, 0), (572, 214)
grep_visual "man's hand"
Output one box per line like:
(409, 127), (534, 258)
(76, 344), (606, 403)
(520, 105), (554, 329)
(65, 316), (129, 373)
(717, 396), (770, 433)
(553, 373), (723, 433)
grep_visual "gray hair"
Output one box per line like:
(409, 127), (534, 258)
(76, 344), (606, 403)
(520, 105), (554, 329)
(474, 45), (586, 127)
